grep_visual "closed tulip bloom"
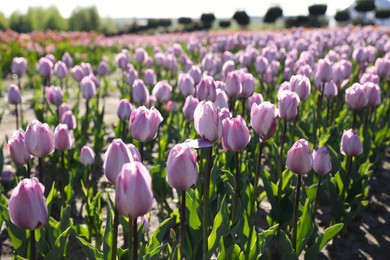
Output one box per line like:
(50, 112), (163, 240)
(8, 178), (48, 230)
(137, 215), (150, 233)
(104, 139), (134, 184)
(247, 93), (263, 111)
(323, 81), (338, 99)
(97, 61), (108, 76)
(194, 101), (223, 143)
(360, 73), (380, 85)
(81, 76), (97, 100)
(117, 99), (132, 121)
(127, 143), (141, 162)
(341, 129), (363, 156)
(132, 79), (150, 105)
(38, 57), (53, 78)
(189, 65), (202, 85)
(25, 120), (54, 158)
(165, 101), (178, 112)
(46, 86), (63, 106)
(345, 83), (368, 110)
(179, 73), (195, 96)
(255, 56), (268, 74)
(166, 143), (198, 190)
(126, 69), (138, 87)
(251, 101), (278, 142)
(363, 82), (381, 107)
(62, 52), (73, 68)
(115, 52), (129, 70)
(135, 48), (147, 64)
(54, 61), (68, 79)
(214, 88), (229, 109)
(7, 84), (21, 105)
(222, 60), (235, 79)
(80, 146), (95, 166)
(129, 106), (163, 142)
(286, 139), (313, 175)
(315, 59), (332, 83)
(61, 111), (77, 130)
(375, 58), (390, 78)
(54, 124), (72, 151)
(144, 69), (156, 86)
(12, 57), (28, 77)
(312, 147), (332, 176)
(196, 75), (217, 102)
(221, 115), (251, 151)
(152, 81), (172, 103)
(225, 71), (242, 98)
(8, 130), (32, 166)
(290, 75), (311, 101)
(45, 54), (56, 66)
(278, 90), (300, 120)
(71, 65), (84, 82)
(353, 47), (367, 63)
(58, 103), (71, 118)
(240, 73), (255, 98)
(115, 162), (153, 218)
(182, 96), (199, 121)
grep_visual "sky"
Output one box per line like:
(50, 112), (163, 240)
(1, 0), (354, 18)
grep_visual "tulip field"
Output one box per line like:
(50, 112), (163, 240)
(0, 26), (389, 259)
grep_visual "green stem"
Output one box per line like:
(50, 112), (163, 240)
(85, 99), (90, 131)
(30, 229), (36, 260)
(342, 156), (353, 198)
(133, 218), (138, 260)
(252, 141), (265, 216)
(139, 142), (144, 163)
(122, 120), (126, 141)
(290, 106), (299, 146)
(313, 175), (322, 212)
(38, 157), (43, 183)
(277, 119), (287, 200)
(232, 152), (241, 224)
(292, 175), (302, 251)
(203, 146), (213, 258)
(112, 206), (119, 260)
(26, 161), (31, 178)
(180, 190), (186, 258)
(314, 83), (325, 146)
(352, 110), (357, 130)
(60, 151), (66, 206)
(15, 104), (19, 130)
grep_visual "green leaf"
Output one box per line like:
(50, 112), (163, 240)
(76, 236), (104, 260)
(279, 230), (298, 260)
(145, 217), (175, 256)
(103, 199), (113, 260)
(46, 182), (57, 214)
(319, 223), (344, 250)
(296, 199), (314, 255)
(45, 227), (72, 258)
(185, 189), (201, 230)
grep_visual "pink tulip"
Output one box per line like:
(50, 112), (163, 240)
(152, 81), (172, 103)
(46, 86), (63, 106)
(345, 83), (368, 110)
(315, 59), (332, 83)
(255, 56), (268, 74)
(81, 76), (96, 100)
(375, 58), (390, 78)
(312, 146), (332, 175)
(25, 120), (54, 158)
(179, 73), (195, 97)
(247, 93), (263, 111)
(97, 61), (108, 76)
(189, 65), (202, 85)
(221, 115), (251, 151)
(144, 69), (157, 86)
(115, 162), (153, 218)
(54, 61), (68, 79)
(222, 60), (235, 79)
(251, 101), (278, 142)
(11, 57), (28, 77)
(194, 101), (223, 143)
(278, 90), (300, 120)
(126, 69), (138, 87)
(289, 75), (311, 101)
(54, 124), (72, 151)
(196, 76), (217, 102)
(225, 71), (242, 98)
(182, 96), (199, 121)
(132, 79), (150, 105)
(71, 66), (84, 82)
(61, 111), (77, 130)
(137, 215), (150, 233)
(127, 143), (142, 162)
(117, 99), (132, 121)
(363, 82), (381, 107)
(240, 73), (255, 98)
(323, 81), (338, 99)
(38, 57), (53, 78)
(129, 106), (163, 142)
(340, 129), (363, 156)
(7, 130), (32, 166)
(286, 139), (313, 175)
(165, 101), (178, 112)
(214, 89), (229, 109)
(62, 52), (73, 68)
(80, 146), (95, 166)
(115, 52), (129, 70)
(104, 139), (134, 184)
(135, 48), (147, 64)
(58, 103), (71, 118)
(7, 84), (21, 105)
(166, 143), (198, 190)
(8, 178), (48, 230)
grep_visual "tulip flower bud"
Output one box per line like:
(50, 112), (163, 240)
(312, 146), (332, 175)
(126, 68), (138, 87)
(54, 61), (68, 79)
(104, 139), (134, 184)
(129, 106), (163, 142)
(97, 61), (108, 76)
(182, 96), (199, 121)
(222, 60), (235, 80)
(255, 56), (268, 74)
(137, 215), (150, 233)
(363, 82), (381, 107)
(353, 47), (367, 64)
(194, 101), (223, 143)
(144, 69), (157, 86)
(38, 57), (53, 78)
(165, 101), (178, 112)
(340, 129), (363, 156)
(315, 59), (332, 83)
(225, 71), (242, 98)
(132, 79), (150, 105)
(61, 110), (77, 130)
(2, 166), (15, 183)
(135, 48), (147, 64)
(8, 177), (48, 230)
(179, 73), (195, 97)
(247, 93), (263, 111)
(360, 73), (380, 85)
(152, 81), (172, 103)
(80, 62), (93, 77)
(71, 65), (84, 82)
(251, 101), (278, 142)
(196, 75), (217, 102)
(115, 52), (129, 70)
(117, 99), (132, 121)
(278, 90), (300, 120)
(58, 103), (71, 118)
(54, 124), (72, 151)
(25, 120), (55, 158)
(166, 143), (198, 190)
(189, 65), (202, 85)
(62, 52), (73, 68)
(46, 86), (63, 106)
(323, 81), (338, 99)
(12, 57), (28, 77)
(115, 162), (153, 218)
(7, 84), (21, 105)
(240, 73), (255, 98)
(345, 83), (368, 110)
(214, 89), (229, 109)
(8, 130), (32, 166)
(80, 146), (95, 166)
(81, 76), (97, 100)
(221, 115), (251, 151)
(127, 143), (142, 162)
(289, 75), (311, 101)
(375, 58), (390, 78)
(45, 53), (56, 66)
(286, 139), (313, 175)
